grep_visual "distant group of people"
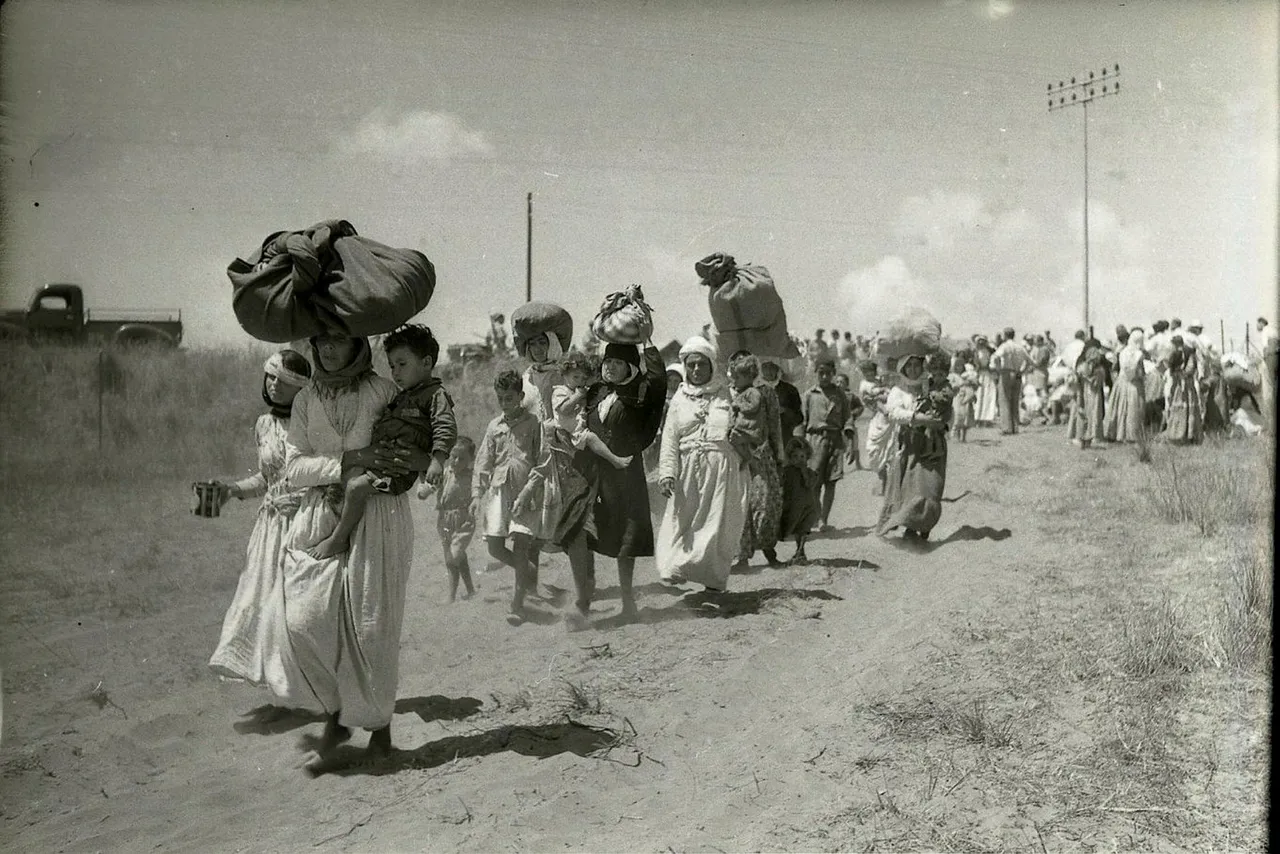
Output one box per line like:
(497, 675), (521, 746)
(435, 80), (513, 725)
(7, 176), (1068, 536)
(937, 317), (1277, 449)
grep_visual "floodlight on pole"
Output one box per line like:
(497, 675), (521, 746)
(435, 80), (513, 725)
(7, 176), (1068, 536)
(1048, 63), (1121, 332)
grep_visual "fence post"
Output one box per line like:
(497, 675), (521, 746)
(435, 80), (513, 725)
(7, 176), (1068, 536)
(98, 349), (105, 453)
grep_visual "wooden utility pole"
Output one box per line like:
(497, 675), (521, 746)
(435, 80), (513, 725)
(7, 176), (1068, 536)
(1048, 64), (1121, 332)
(526, 192), (533, 302)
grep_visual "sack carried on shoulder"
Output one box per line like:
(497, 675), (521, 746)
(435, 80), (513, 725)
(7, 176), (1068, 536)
(591, 284), (654, 344)
(511, 301), (574, 356)
(228, 219), (435, 343)
(696, 252), (800, 359)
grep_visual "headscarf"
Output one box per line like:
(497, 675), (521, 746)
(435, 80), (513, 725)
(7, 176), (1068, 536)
(678, 335), (725, 398)
(309, 335), (374, 398)
(895, 354), (926, 389)
(601, 341), (642, 386)
(261, 349), (311, 418)
(527, 331), (565, 373)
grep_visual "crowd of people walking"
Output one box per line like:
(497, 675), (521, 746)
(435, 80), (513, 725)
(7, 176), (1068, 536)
(206, 283), (1277, 773)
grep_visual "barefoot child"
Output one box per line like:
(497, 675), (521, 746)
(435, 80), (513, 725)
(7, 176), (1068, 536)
(952, 374), (977, 443)
(778, 437), (820, 564)
(801, 358), (851, 531)
(307, 324), (456, 559)
(473, 370), (543, 625)
(420, 436), (477, 602)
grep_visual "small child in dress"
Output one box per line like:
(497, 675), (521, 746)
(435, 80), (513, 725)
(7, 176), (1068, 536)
(952, 375), (977, 442)
(778, 437), (820, 565)
(308, 324), (456, 559)
(728, 351), (766, 464)
(419, 436), (477, 602)
(473, 369), (543, 626)
(549, 351), (634, 468)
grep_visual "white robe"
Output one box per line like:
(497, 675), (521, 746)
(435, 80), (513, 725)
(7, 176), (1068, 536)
(280, 375), (415, 730)
(655, 386), (748, 590)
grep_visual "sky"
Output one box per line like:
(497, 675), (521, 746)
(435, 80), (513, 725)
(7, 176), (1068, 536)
(1, 0), (1276, 352)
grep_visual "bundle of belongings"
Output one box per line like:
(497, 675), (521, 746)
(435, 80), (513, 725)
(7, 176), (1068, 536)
(695, 252), (801, 359)
(511, 301), (573, 357)
(591, 284), (654, 344)
(874, 306), (943, 362)
(227, 219), (435, 342)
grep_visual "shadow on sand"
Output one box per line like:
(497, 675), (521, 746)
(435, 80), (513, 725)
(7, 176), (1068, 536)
(593, 587), (844, 628)
(885, 524), (1013, 553)
(394, 695), (484, 724)
(307, 720), (621, 777)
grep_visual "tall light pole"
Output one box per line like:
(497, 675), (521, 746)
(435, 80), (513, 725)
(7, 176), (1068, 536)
(1049, 63), (1121, 333)
(526, 192), (533, 302)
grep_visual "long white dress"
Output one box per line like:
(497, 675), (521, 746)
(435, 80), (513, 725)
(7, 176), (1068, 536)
(280, 375), (415, 731)
(208, 413), (304, 685)
(655, 385), (748, 590)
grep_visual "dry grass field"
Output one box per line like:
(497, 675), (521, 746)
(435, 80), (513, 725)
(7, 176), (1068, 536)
(0, 344), (1271, 853)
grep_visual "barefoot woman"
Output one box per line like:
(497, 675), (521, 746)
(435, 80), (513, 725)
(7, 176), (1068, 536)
(281, 333), (430, 768)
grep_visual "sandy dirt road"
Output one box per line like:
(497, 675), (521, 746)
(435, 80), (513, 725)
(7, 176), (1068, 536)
(0, 426), (1255, 852)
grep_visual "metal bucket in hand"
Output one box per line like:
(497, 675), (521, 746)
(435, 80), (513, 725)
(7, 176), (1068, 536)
(192, 481), (226, 518)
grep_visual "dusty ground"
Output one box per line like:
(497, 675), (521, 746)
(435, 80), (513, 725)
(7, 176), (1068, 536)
(0, 425), (1269, 853)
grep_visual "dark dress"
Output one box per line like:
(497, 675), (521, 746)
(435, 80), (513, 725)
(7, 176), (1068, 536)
(579, 347), (667, 558)
(774, 380), (803, 439)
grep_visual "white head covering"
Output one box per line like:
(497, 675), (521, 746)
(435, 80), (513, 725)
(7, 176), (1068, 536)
(895, 354), (927, 388)
(665, 362), (686, 380)
(264, 351), (311, 387)
(678, 335), (718, 364)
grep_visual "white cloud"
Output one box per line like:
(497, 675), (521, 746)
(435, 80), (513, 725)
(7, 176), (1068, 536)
(893, 190), (992, 254)
(334, 109), (495, 163)
(984, 0), (1015, 20)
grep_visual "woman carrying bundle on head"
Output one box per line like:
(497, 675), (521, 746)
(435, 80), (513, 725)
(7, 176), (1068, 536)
(876, 353), (951, 542)
(560, 340), (667, 627)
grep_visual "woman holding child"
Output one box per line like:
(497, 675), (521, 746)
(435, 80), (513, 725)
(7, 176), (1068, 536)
(657, 336), (749, 601)
(279, 332), (435, 769)
(876, 354), (949, 541)
(729, 351), (786, 569)
(562, 341), (667, 626)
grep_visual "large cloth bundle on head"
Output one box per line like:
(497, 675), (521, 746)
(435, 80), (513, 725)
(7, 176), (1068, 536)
(874, 306), (942, 360)
(227, 220), (435, 343)
(696, 252), (801, 359)
(591, 284), (654, 344)
(511, 301), (573, 356)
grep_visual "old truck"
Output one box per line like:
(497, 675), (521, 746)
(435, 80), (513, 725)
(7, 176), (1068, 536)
(0, 283), (183, 347)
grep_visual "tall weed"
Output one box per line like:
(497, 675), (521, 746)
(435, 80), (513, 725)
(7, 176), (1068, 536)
(1143, 441), (1268, 536)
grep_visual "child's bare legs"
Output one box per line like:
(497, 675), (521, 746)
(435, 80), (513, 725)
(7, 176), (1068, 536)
(579, 430), (632, 469)
(565, 533), (595, 631)
(444, 539), (475, 602)
(790, 532), (809, 565)
(818, 480), (838, 530)
(308, 470), (377, 559)
(487, 534), (535, 624)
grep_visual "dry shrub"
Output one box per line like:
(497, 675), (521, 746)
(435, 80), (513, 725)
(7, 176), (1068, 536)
(1115, 595), (1201, 678)
(1202, 544), (1273, 673)
(1143, 441), (1268, 536)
